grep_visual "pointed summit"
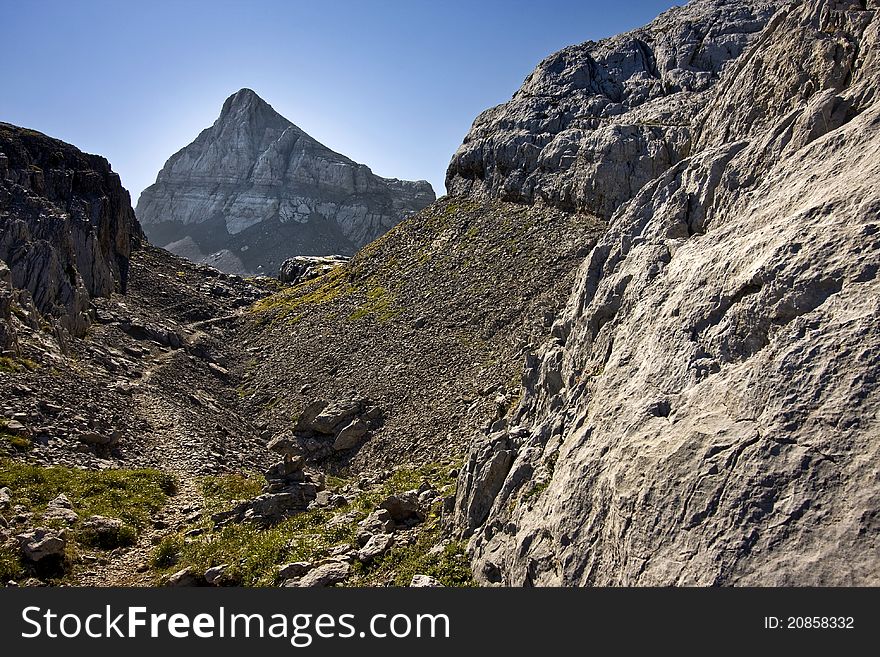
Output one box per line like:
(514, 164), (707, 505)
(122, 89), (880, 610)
(220, 88), (272, 115)
(136, 91), (435, 275)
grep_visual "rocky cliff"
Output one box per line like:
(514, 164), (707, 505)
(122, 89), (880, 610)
(454, 0), (880, 585)
(136, 89), (435, 275)
(0, 123), (142, 339)
(446, 0), (780, 218)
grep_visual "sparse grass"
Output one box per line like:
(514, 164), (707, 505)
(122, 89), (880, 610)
(0, 430), (31, 453)
(348, 285), (398, 322)
(349, 529), (475, 587)
(0, 544), (25, 581)
(251, 267), (352, 318)
(0, 356), (39, 373)
(0, 458), (176, 532)
(152, 461), (466, 587)
(201, 473), (262, 513)
(521, 480), (549, 503)
(152, 508), (356, 586)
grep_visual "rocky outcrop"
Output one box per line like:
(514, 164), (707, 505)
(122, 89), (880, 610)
(446, 0), (783, 218)
(455, 0), (880, 586)
(0, 123), (142, 338)
(136, 89), (435, 275)
(278, 255), (349, 285)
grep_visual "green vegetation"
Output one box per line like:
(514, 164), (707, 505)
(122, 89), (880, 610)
(201, 473), (262, 513)
(77, 523), (137, 550)
(521, 480), (550, 503)
(152, 461), (471, 587)
(251, 267), (352, 319)
(152, 508), (355, 586)
(0, 543), (25, 581)
(348, 285), (398, 322)
(0, 458), (176, 533)
(350, 532), (474, 587)
(0, 356), (39, 373)
(0, 428), (32, 453)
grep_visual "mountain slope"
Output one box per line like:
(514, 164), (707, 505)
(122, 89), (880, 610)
(454, 0), (880, 586)
(136, 89), (435, 275)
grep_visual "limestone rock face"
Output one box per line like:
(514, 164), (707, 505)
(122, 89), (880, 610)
(455, 0), (880, 586)
(136, 89), (435, 275)
(446, 0), (783, 218)
(0, 123), (142, 338)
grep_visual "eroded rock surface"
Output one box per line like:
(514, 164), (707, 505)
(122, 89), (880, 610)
(0, 123), (142, 337)
(455, 0), (880, 586)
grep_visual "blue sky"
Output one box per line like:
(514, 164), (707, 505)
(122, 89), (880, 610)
(1, 0), (678, 202)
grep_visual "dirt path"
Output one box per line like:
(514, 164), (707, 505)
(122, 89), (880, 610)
(76, 330), (233, 586)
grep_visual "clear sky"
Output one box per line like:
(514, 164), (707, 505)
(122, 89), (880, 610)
(1, 0), (678, 203)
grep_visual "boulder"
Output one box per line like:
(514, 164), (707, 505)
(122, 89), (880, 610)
(284, 561), (350, 588)
(332, 419), (368, 451)
(16, 528), (66, 562)
(267, 434), (303, 458)
(379, 491), (424, 524)
(0, 487), (12, 509)
(204, 564), (233, 586)
(357, 533), (394, 564)
(277, 562), (313, 580)
(358, 508), (395, 535)
(164, 567), (203, 587)
(79, 515), (133, 549)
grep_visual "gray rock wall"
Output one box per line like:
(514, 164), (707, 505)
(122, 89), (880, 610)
(455, 0), (880, 586)
(0, 123), (142, 338)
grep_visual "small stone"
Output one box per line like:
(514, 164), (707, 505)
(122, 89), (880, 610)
(47, 493), (73, 509)
(357, 533), (394, 564)
(164, 567), (202, 587)
(285, 561), (350, 587)
(278, 562), (313, 580)
(4, 419), (29, 435)
(204, 564), (230, 585)
(410, 574), (443, 587)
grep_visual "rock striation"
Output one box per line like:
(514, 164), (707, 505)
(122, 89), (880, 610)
(0, 123), (142, 338)
(136, 89), (435, 275)
(454, 0), (880, 586)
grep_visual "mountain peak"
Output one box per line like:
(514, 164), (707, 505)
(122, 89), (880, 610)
(218, 88), (278, 120)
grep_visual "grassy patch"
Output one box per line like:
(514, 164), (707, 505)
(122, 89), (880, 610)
(152, 461), (465, 587)
(348, 285), (398, 322)
(0, 458), (176, 532)
(0, 430), (31, 453)
(201, 473), (262, 513)
(251, 267), (352, 318)
(0, 356), (39, 373)
(0, 543), (25, 581)
(153, 509), (357, 586)
(350, 529), (474, 587)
